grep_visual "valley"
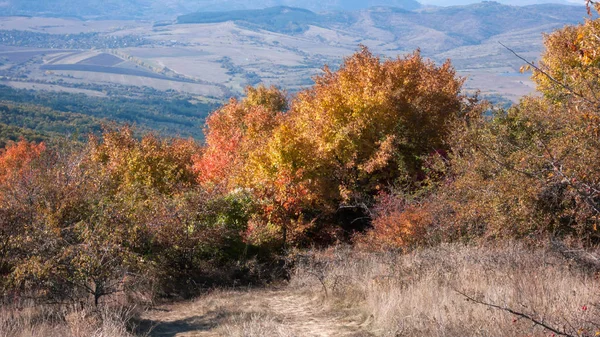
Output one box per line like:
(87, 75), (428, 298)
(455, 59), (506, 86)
(0, 3), (588, 108)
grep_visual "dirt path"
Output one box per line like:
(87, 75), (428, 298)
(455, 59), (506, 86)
(137, 289), (372, 337)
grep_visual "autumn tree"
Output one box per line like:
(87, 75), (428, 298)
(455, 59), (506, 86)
(89, 125), (200, 197)
(86, 126), (257, 297)
(193, 85), (286, 191)
(240, 47), (466, 244)
(532, 2), (600, 109)
(0, 127), (257, 305)
(384, 7), (600, 246)
(0, 140), (47, 280)
(0, 139), (135, 305)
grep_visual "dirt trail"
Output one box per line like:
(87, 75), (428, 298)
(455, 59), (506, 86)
(138, 289), (371, 337)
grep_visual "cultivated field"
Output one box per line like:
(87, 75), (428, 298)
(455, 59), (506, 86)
(0, 49), (70, 63)
(77, 53), (126, 66)
(0, 80), (108, 96)
(0, 8), (583, 101)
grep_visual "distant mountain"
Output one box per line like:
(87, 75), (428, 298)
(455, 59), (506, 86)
(1, 0), (154, 19)
(1, 0), (583, 19)
(192, 0), (422, 12)
(176, 2), (586, 42)
(177, 6), (355, 33)
(1, 0), (421, 18)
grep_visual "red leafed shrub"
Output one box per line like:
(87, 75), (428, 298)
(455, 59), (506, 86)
(357, 193), (434, 251)
(0, 139), (46, 186)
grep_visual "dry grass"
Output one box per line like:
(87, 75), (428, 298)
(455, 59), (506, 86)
(4, 243), (598, 336)
(218, 312), (294, 337)
(0, 302), (140, 337)
(290, 243), (600, 337)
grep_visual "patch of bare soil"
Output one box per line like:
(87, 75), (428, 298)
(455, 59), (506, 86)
(137, 289), (372, 337)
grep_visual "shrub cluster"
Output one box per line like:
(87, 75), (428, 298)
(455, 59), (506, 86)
(0, 129), (256, 305)
(2, 6), (600, 305)
(359, 7), (600, 250)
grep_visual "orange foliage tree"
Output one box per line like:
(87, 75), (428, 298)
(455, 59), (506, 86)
(0, 140), (46, 276)
(227, 47), (466, 245)
(361, 7), (600, 249)
(193, 85), (286, 191)
(0, 139), (46, 187)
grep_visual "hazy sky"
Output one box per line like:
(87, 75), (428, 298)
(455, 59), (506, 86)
(421, 0), (582, 4)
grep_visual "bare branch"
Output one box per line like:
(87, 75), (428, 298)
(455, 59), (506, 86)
(498, 42), (599, 108)
(455, 289), (576, 337)
(536, 140), (600, 215)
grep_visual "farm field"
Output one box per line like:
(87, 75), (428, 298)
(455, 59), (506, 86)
(0, 49), (68, 62)
(0, 4), (588, 102)
(0, 45), (227, 97)
(0, 16), (149, 34)
(77, 53), (127, 66)
(47, 71), (226, 96)
(0, 80), (108, 97)
(0, 34), (534, 102)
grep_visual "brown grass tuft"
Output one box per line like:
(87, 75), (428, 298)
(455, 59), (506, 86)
(219, 312), (294, 337)
(290, 242), (600, 336)
(0, 302), (140, 337)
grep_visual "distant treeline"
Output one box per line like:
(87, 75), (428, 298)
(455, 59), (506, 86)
(0, 101), (103, 147)
(0, 30), (149, 49)
(0, 85), (218, 141)
(177, 6), (346, 34)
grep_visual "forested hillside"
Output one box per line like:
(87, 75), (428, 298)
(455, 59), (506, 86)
(2, 0), (578, 19)
(0, 85), (216, 141)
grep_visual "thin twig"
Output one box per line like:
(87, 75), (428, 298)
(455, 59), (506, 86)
(498, 42), (599, 109)
(455, 289), (576, 337)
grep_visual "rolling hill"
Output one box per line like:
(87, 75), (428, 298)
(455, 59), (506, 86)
(0, 1), (591, 110)
(176, 3), (586, 49)
(1, 0), (582, 19)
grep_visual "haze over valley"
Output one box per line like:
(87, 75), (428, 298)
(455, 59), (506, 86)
(0, 0), (590, 138)
(0, 1), (585, 113)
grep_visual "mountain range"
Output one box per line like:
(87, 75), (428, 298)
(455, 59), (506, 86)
(0, 0), (591, 102)
(177, 2), (587, 44)
(0, 0), (582, 19)
(422, 0), (579, 5)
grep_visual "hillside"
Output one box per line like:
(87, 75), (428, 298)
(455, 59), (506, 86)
(177, 6), (327, 34)
(1, 0), (580, 19)
(0, 85), (216, 140)
(192, 0), (423, 12)
(172, 2), (586, 99)
(0, 2), (587, 107)
(423, 0), (577, 5)
(175, 3), (585, 44)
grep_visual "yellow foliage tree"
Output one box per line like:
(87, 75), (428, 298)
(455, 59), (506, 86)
(242, 46), (465, 244)
(194, 85), (286, 192)
(439, 8), (600, 241)
(89, 125), (199, 196)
